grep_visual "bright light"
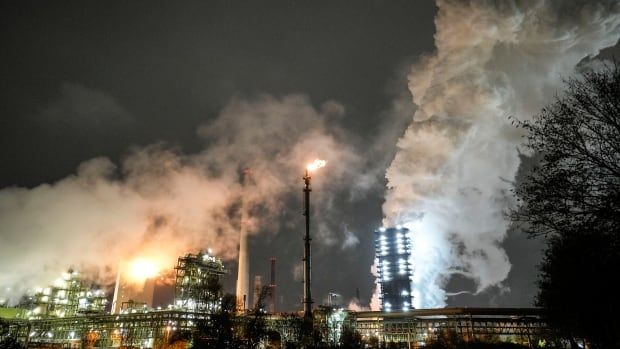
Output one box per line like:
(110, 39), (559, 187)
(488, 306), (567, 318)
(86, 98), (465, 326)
(306, 159), (327, 172)
(129, 259), (160, 281)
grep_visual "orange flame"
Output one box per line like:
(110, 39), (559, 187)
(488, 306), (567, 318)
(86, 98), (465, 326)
(306, 159), (327, 172)
(128, 258), (160, 282)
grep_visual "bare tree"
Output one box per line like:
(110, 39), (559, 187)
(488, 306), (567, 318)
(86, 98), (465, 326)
(512, 63), (620, 348)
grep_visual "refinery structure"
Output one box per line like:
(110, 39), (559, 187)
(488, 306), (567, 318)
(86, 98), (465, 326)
(0, 163), (555, 348)
(374, 226), (414, 312)
(0, 242), (553, 349)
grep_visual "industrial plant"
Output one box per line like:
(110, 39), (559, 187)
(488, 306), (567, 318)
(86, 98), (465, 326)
(0, 225), (552, 349)
(0, 163), (552, 348)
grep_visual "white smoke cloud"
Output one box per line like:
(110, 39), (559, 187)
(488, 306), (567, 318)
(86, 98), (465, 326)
(341, 228), (360, 250)
(369, 261), (381, 311)
(0, 94), (363, 304)
(383, 0), (620, 308)
(347, 300), (370, 312)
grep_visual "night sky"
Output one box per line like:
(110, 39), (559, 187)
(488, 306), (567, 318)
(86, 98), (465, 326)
(2, 1), (618, 312)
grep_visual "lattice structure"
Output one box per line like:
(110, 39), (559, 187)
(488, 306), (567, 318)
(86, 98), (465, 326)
(1, 307), (553, 348)
(10, 310), (205, 349)
(174, 251), (226, 312)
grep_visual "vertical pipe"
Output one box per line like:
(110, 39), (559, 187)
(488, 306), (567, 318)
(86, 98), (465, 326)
(303, 169), (313, 319)
(236, 227), (249, 312)
(270, 257), (276, 313)
(111, 267), (122, 314)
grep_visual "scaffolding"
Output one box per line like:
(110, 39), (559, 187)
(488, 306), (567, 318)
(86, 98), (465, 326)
(173, 251), (226, 312)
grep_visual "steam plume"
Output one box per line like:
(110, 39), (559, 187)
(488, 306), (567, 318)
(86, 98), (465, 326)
(0, 94), (362, 304)
(384, 0), (620, 308)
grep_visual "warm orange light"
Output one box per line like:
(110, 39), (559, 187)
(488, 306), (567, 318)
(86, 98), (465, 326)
(306, 159), (327, 172)
(128, 259), (160, 281)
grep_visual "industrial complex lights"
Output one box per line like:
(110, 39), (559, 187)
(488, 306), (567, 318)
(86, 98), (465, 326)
(374, 226), (414, 312)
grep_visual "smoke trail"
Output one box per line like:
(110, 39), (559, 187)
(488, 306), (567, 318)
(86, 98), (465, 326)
(383, 0), (620, 308)
(0, 94), (362, 304)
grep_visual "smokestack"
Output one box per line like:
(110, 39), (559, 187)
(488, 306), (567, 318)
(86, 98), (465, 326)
(302, 168), (313, 319)
(301, 159), (325, 321)
(111, 267), (122, 314)
(236, 168), (252, 313)
(269, 257), (276, 313)
(236, 228), (249, 312)
(111, 266), (155, 314)
(253, 275), (262, 309)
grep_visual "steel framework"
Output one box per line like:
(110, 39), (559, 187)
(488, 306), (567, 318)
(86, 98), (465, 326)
(1, 307), (553, 348)
(355, 308), (550, 347)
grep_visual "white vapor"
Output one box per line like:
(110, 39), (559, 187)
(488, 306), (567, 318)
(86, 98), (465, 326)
(383, 0), (620, 309)
(0, 94), (362, 304)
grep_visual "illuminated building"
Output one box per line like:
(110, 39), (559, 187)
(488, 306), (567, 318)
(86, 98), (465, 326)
(24, 269), (107, 319)
(374, 226), (413, 312)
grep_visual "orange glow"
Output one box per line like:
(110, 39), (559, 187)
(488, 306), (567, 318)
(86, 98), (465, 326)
(306, 159), (327, 172)
(128, 258), (160, 281)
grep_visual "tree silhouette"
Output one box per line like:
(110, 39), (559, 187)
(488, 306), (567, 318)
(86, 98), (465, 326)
(512, 63), (620, 348)
(0, 319), (25, 349)
(338, 326), (364, 349)
(193, 293), (239, 349)
(243, 285), (270, 349)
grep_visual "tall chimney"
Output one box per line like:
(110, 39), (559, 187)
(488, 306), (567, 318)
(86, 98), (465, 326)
(236, 168), (252, 312)
(111, 267), (122, 314)
(253, 275), (262, 309)
(302, 169), (313, 319)
(236, 228), (249, 312)
(269, 257), (276, 313)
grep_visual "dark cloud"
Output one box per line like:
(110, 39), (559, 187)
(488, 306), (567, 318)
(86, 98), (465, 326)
(39, 83), (133, 127)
